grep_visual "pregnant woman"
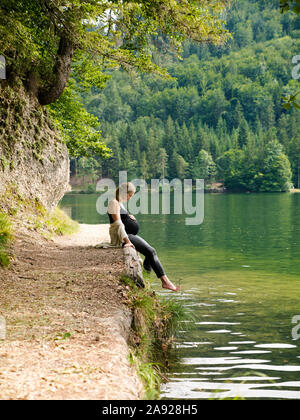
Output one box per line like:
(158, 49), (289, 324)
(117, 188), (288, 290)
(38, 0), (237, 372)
(108, 182), (180, 292)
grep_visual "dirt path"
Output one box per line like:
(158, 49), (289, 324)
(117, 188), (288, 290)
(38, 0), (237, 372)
(52, 223), (111, 247)
(0, 225), (144, 400)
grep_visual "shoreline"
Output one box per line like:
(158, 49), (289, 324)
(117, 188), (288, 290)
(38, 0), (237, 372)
(0, 224), (145, 399)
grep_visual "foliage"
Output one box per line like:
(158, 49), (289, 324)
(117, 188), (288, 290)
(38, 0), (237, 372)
(0, 213), (12, 267)
(282, 89), (300, 110)
(192, 149), (217, 181)
(74, 0), (300, 191)
(280, 0), (300, 15)
(0, 1), (231, 158)
(47, 79), (112, 158)
(120, 274), (187, 398)
(217, 149), (247, 191)
(26, 206), (79, 237)
(45, 207), (79, 236)
(128, 351), (163, 400)
(280, 0), (300, 109)
(0, 0), (231, 93)
(217, 140), (293, 192)
(259, 140), (293, 192)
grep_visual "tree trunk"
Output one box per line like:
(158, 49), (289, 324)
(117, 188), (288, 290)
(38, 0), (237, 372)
(38, 34), (74, 105)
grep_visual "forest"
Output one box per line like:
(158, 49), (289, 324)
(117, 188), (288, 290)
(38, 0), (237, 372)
(49, 0), (300, 192)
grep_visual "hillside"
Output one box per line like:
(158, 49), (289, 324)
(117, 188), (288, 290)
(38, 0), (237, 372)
(76, 0), (300, 191)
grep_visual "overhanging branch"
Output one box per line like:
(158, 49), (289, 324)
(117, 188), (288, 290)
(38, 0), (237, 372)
(38, 33), (74, 105)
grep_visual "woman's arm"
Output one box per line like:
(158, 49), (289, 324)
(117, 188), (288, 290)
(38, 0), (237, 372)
(108, 199), (134, 248)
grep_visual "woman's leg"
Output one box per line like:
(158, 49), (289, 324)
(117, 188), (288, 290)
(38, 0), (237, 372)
(128, 234), (165, 278)
(128, 234), (180, 292)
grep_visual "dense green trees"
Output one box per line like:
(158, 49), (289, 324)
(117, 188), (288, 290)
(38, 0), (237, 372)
(0, 0), (230, 99)
(260, 140), (293, 192)
(192, 150), (217, 182)
(5, 1), (294, 192)
(217, 140), (292, 192)
(73, 0), (299, 192)
(0, 0), (230, 158)
(49, 79), (112, 158)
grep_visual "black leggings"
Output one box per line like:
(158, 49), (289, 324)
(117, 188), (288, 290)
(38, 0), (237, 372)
(127, 234), (165, 278)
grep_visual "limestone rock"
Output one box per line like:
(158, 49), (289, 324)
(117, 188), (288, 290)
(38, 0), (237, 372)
(0, 79), (69, 212)
(123, 246), (145, 288)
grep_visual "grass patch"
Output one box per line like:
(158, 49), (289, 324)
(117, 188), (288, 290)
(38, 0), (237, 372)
(120, 275), (187, 399)
(45, 207), (79, 236)
(0, 184), (79, 239)
(0, 213), (12, 267)
(128, 351), (163, 400)
(25, 206), (79, 239)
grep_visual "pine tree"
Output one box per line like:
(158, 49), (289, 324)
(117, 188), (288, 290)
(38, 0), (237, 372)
(261, 103), (275, 131)
(277, 114), (290, 150)
(192, 122), (204, 156)
(177, 122), (193, 162)
(260, 140), (292, 192)
(288, 135), (300, 188)
(158, 148), (168, 179)
(135, 119), (148, 152)
(216, 116), (228, 139)
(231, 100), (243, 130)
(168, 151), (180, 179)
(140, 151), (149, 180)
(237, 118), (250, 149)
(175, 153), (189, 179)
(189, 122), (197, 151)
(123, 124), (138, 156)
(192, 149), (217, 181)
(133, 139), (141, 164)
(106, 135), (122, 180)
(163, 116), (177, 157)
(147, 129), (161, 178)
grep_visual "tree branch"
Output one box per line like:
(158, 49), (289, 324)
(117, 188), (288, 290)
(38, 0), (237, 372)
(38, 33), (74, 105)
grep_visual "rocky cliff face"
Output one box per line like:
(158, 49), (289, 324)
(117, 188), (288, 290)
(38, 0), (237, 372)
(0, 79), (70, 212)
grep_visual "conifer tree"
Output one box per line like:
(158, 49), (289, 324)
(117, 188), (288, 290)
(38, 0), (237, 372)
(237, 118), (250, 149)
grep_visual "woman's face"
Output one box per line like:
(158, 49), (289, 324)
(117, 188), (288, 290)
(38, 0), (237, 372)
(125, 191), (135, 202)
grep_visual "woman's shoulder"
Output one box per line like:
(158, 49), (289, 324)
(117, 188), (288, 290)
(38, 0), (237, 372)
(108, 198), (120, 213)
(109, 198), (119, 204)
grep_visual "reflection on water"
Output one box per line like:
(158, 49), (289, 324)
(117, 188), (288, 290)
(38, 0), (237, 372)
(156, 281), (300, 400)
(60, 192), (300, 400)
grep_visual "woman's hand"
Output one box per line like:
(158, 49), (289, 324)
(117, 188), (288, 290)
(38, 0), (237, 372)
(123, 236), (135, 249)
(129, 214), (136, 221)
(124, 242), (135, 249)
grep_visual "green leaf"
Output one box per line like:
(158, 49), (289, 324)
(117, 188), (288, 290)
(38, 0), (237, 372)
(283, 103), (292, 110)
(292, 5), (300, 13)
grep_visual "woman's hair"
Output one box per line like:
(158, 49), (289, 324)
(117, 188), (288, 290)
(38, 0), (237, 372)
(115, 182), (136, 201)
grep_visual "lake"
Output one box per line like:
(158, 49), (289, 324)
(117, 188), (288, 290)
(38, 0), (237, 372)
(60, 192), (300, 400)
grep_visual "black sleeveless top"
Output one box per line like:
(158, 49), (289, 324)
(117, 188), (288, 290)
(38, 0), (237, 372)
(108, 201), (139, 235)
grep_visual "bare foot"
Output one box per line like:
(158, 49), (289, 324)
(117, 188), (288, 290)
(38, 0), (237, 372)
(161, 277), (181, 292)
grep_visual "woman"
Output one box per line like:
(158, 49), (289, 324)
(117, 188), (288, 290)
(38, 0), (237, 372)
(108, 182), (180, 292)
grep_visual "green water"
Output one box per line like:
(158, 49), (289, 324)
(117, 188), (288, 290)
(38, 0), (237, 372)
(60, 192), (300, 399)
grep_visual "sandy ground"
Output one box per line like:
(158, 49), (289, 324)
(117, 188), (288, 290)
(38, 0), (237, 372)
(0, 224), (144, 400)
(53, 224), (111, 247)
